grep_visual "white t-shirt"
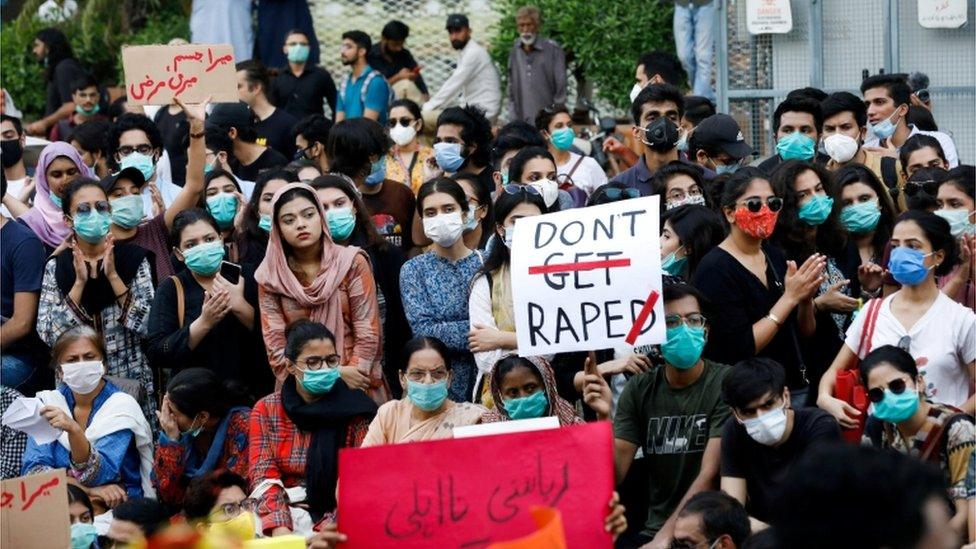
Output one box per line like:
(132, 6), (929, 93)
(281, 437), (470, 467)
(556, 152), (608, 196)
(1, 177), (26, 218)
(845, 292), (975, 407)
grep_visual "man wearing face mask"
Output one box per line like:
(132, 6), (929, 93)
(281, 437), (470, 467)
(610, 84), (688, 196)
(49, 75), (107, 143)
(110, 113), (183, 219)
(861, 74), (958, 168)
(506, 5), (567, 124)
(689, 114), (752, 178)
(271, 30), (337, 120)
(430, 105), (495, 193)
(0, 114), (32, 217)
(720, 358), (840, 529)
(757, 96), (825, 175)
(293, 114), (332, 175)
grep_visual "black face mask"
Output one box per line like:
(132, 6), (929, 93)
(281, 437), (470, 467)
(643, 117), (679, 152)
(1, 139), (23, 169)
(450, 39), (468, 50)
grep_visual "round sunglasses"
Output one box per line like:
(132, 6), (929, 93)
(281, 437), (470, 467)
(867, 377), (912, 403)
(738, 196), (783, 213)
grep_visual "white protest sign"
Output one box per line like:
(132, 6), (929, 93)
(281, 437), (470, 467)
(746, 0), (793, 34)
(511, 196), (665, 356)
(917, 0), (967, 29)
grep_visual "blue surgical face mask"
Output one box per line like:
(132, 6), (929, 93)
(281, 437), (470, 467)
(119, 152), (155, 182)
(550, 127), (575, 151)
(300, 367), (341, 394)
(207, 193), (238, 229)
(661, 324), (706, 369)
(868, 110), (901, 140)
(661, 246), (688, 276)
(70, 522), (98, 549)
(504, 390), (549, 420)
(433, 142), (465, 172)
(73, 210), (112, 243)
(326, 207), (356, 241)
(258, 214), (272, 233)
(776, 132), (816, 161)
(888, 246), (934, 286)
(872, 386), (920, 423)
(109, 194), (144, 229)
(407, 379), (448, 412)
(463, 205), (479, 232)
(179, 415), (204, 438)
(840, 200), (881, 233)
(364, 157), (386, 186)
(676, 133), (689, 153)
(182, 240), (225, 276)
(287, 44), (311, 64)
(797, 194), (834, 226)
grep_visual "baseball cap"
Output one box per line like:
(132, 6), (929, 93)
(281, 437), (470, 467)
(99, 166), (146, 194)
(446, 14), (469, 30)
(692, 114), (753, 159)
(206, 102), (255, 133)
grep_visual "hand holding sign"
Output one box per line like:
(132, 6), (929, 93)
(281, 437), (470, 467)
(582, 355), (612, 420)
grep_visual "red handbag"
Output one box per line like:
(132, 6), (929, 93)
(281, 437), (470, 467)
(833, 298), (882, 444)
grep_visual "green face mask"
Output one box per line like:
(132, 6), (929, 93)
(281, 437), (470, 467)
(504, 390), (548, 420)
(550, 127), (576, 151)
(207, 193), (238, 229)
(797, 194), (834, 226)
(660, 324), (706, 369)
(258, 214), (272, 233)
(299, 367), (341, 394)
(73, 210), (112, 243)
(182, 240), (225, 276)
(109, 195), (144, 229)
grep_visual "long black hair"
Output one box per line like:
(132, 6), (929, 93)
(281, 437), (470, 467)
(169, 207), (220, 249)
(718, 167), (775, 228)
(834, 164), (896, 261)
(454, 171), (494, 249)
(166, 367), (252, 419)
(894, 210), (958, 277)
(401, 336), (452, 371)
(662, 204), (726, 277)
(243, 169), (298, 242)
(472, 186), (546, 292)
(309, 174), (388, 249)
(770, 160), (847, 262)
(35, 28), (74, 82)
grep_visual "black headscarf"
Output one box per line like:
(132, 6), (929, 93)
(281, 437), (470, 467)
(280, 376), (376, 521)
(54, 241), (150, 316)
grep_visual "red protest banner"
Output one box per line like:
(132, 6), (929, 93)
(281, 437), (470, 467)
(337, 421), (614, 549)
(1, 469), (70, 548)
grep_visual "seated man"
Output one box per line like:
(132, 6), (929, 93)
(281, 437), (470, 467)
(720, 358), (841, 528)
(688, 113), (752, 178)
(673, 491), (751, 549)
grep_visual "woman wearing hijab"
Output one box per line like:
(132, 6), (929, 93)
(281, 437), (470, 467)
(248, 320), (376, 537)
(256, 182), (388, 404)
(36, 177), (157, 425)
(14, 141), (92, 251)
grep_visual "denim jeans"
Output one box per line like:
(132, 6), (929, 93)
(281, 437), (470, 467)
(673, 1), (717, 100)
(1, 353), (38, 391)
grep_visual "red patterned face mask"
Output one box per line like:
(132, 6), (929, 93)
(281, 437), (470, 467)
(734, 205), (779, 239)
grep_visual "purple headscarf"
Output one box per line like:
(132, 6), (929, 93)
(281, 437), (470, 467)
(19, 142), (94, 248)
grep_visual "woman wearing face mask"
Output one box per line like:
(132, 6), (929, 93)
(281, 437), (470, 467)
(249, 320), (376, 537)
(198, 169), (251, 263)
(37, 178), (158, 425)
(152, 368), (252, 508)
(147, 209), (271, 398)
(455, 172), (493, 251)
(401, 178), (483, 401)
(361, 336), (484, 445)
(834, 165), (897, 296)
(467, 186), (546, 402)
(482, 355), (607, 425)
(507, 146), (573, 212)
(14, 142), (91, 252)
(384, 99), (432, 193)
(692, 168), (825, 407)
(238, 169), (299, 267)
(68, 484), (97, 549)
(310, 174), (411, 398)
(536, 103), (607, 198)
(818, 211), (975, 425)
(24, 327), (155, 507)
(183, 469), (260, 537)
(860, 345), (975, 544)
(650, 161), (710, 213)
(935, 166), (975, 312)
(660, 204), (725, 280)
(257, 183), (388, 403)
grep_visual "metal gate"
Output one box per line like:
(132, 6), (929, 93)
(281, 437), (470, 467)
(716, 0), (975, 164)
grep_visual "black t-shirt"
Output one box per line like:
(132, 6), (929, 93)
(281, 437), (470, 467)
(361, 180), (416, 251)
(255, 108), (298, 160)
(366, 44), (429, 95)
(271, 66), (337, 120)
(154, 107), (189, 185)
(45, 58), (87, 116)
(231, 147), (288, 182)
(720, 407), (841, 522)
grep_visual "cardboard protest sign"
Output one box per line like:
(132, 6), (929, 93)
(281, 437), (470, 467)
(1, 469), (69, 549)
(337, 421), (614, 549)
(122, 44), (237, 105)
(510, 196), (666, 356)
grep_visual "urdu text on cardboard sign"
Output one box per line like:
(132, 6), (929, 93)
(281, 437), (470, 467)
(122, 44), (237, 105)
(511, 196), (666, 355)
(1, 469), (70, 549)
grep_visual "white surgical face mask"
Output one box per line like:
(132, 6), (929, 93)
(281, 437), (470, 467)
(423, 211), (465, 247)
(530, 178), (559, 208)
(60, 360), (104, 394)
(823, 133), (859, 164)
(503, 226), (515, 249)
(741, 403), (788, 446)
(629, 83), (643, 103)
(389, 124), (417, 147)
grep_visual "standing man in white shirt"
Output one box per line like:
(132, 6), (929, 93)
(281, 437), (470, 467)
(422, 14), (501, 128)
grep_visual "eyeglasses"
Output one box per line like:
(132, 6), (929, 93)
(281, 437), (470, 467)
(405, 368), (449, 382)
(215, 498), (258, 518)
(74, 201), (111, 216)
(502, 184), (541, 197)
(904, 179), (939, 197)
(601, 187), (641, 201)
(738, 196), (783, 213)
(387, 117), (416, 128)
(298, 354), (341, 370)
(116, 144), (153, 157)
(664, 313), (706, 329)
(867, 377), (910, 403)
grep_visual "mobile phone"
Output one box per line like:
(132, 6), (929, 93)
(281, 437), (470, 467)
(219, 261), (242, 285)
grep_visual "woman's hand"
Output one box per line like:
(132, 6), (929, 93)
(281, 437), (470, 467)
(40, 405), (81, 434)
(814, 280), (858, 313)
(199, 289), (231, 328)
(583, 357), (613, 420)
(604, 491), (627, 540)
(307, 524), (348, 548)
(174, 95), (210, 124)
(598, 354), (651, 376)
(156, 395), (181, 441)
(468, 324), (503, 352)
(232, 190), (248, 230)
(816, 393), (861, 429)
(857, 262), (886, 293)
(213, 273), (247, 314)
(340, 366), (371, 391)
(89, 484), (127, 509)
(101, 235), (119, 281)
(71, 242), (90, 285)
(148, 183), (165, 217)
(784, 254), (826, 304)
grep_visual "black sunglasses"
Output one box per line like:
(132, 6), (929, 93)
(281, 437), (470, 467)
(387, 117), (416, 128)
(904, 179), (939, 197)
(602, 187), (640, 200)
(74, 201), (111, 216)
(868, 378), (909, 403)
(502, 184), (541, 197)
(741, 197), (783, 213)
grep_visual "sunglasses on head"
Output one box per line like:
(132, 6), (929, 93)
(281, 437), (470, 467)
(387, 117), (416, 128)
(867, 377), (911, 403)
(602, 187), (640, 200)
(903, 179), (939, 197)
(740, 196), (783, 213)
(502, 184), (541, 197)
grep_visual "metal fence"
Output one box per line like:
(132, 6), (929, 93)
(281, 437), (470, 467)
(717, 0), (976, 164)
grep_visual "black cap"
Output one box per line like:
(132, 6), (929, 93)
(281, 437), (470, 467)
(692, 114), (753, 159)
(206, 102), (254, 132)
(99, 166), (146, 194)
(446, 14), (469, 30)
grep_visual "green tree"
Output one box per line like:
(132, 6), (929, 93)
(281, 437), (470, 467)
(490, 0), (675, 113)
